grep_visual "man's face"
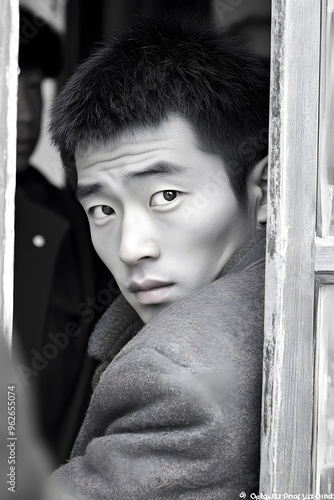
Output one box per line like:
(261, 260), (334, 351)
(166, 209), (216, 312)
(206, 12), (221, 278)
(16, 67), (43, 172)
(76, 117), (256, 323)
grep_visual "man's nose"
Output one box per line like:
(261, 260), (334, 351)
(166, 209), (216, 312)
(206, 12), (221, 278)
(118, 211), (160, 265)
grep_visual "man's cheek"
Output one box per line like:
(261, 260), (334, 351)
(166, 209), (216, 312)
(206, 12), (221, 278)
(94, 243), (108, 266)
(91, 233), (115, 266)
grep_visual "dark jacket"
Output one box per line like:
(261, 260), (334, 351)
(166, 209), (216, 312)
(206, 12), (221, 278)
(52, 229), (266, 499)
(14, 166), (115, 465)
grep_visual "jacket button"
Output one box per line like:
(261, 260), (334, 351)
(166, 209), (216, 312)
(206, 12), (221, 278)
(32, 235), (46, 247)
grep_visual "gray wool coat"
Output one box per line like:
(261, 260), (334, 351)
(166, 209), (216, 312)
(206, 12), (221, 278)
(51, 229), (266, 500)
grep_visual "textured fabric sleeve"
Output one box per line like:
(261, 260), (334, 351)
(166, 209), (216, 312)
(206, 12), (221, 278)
(50, 343), (255, 500)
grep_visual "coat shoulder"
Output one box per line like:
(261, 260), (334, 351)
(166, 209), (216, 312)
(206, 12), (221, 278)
(113, 255), (265, 373)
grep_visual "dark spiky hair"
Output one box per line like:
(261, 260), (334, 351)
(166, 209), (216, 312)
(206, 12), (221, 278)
(50, 17), (269, 205)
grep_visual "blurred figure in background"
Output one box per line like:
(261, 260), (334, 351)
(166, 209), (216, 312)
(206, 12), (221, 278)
(13, 6), (116, 467)
(0, 332), (51, 500)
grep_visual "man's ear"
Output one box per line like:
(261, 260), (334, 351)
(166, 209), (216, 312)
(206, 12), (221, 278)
(249, 155), (268, 225)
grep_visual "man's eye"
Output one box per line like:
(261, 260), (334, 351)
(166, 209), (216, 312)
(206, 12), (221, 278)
(150, 190), (179, 207)
(88, 205), (114, 220)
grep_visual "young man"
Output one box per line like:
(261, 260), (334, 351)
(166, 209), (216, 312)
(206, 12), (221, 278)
(50, 18), (269, 499)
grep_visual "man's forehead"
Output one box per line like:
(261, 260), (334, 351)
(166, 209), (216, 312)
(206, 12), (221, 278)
(74, 115), (200, 167)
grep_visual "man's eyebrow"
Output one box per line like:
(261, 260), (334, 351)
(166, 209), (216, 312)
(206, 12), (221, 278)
(123, 162), (187, 183)
(76, 182), (104, 201)
(76, 162), (187, 200)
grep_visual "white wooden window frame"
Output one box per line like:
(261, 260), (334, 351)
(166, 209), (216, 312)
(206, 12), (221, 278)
(313, 0), (334, 493)
(0, 0), (18, 350)
(260, 0), (334, 495)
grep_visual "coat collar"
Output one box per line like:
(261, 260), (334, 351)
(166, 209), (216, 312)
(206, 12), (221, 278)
(88, 292), (143, 363)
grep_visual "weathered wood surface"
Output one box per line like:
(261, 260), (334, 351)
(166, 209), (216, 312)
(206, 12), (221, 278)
(260, 0), (321, 494)
(0, 0), (19, 349)
(315, 238), (334, 273)
(317, 0), (334, 239)
(313, 282), (334, 493)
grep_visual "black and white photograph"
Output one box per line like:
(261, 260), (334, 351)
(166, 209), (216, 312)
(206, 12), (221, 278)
(0, 0), (333, 499)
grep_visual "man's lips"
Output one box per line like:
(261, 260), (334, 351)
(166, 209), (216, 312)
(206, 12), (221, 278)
(128, 279), (173, 292)
(127, 280), (175, 305)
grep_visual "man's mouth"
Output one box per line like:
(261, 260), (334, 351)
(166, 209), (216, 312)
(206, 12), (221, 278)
(128, 280), (175, 305)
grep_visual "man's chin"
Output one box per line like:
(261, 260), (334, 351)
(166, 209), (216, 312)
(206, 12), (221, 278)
(135, 302), (173, 324)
